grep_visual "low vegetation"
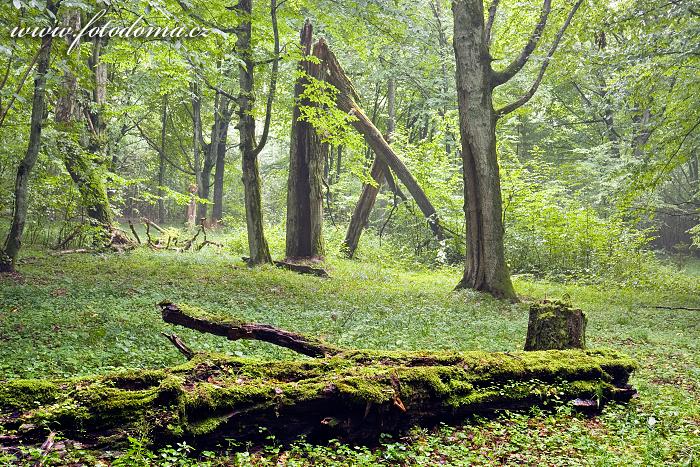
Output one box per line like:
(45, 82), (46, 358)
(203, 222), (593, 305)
(0, 232), (698, 465)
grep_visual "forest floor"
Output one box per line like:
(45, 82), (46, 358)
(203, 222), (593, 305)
(0, 246), (699, 466)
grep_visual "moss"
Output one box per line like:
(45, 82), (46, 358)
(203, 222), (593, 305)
(0, 348), (637, 444)
(0, 379), (61, 410)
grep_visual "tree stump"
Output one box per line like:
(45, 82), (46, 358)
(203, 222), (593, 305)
(524, 300), (587, 351)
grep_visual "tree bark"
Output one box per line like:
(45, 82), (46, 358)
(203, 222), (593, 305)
(212, 99), (232, 224)
(236, 0), (272, 265)
(286, 21), (326, 259)
(158, 95), (168, 224)
(0, 304), (636, 449)
(451, 0), (516, 299)
(0, 7), (55, 273)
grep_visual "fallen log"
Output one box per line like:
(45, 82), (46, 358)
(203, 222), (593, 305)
(0, 304), (637, 451)
(159, 301), (340, 357)
(242, 256), (330, 278)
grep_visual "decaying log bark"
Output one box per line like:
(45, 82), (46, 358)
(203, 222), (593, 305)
(525, 300), (587, 351)
(0, 302), (636, 451)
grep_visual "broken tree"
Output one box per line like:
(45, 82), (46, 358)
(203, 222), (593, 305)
(286, 21), (326, 259)
(343, 78), (396, 258)
(0, 302), (636, 450)
(308, 37), (445, 242)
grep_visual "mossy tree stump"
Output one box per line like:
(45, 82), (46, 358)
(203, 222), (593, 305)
(525, 300), (587, 351)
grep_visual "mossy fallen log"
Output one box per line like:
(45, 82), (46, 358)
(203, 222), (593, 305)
(0, 304), (637, 450)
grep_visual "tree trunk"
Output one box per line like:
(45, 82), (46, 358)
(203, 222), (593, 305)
(158, 95), (168, 224)
(525, 300), (587, 351)
(56, 9), (114, 236)
(452, 0), (516, 299)
(212, 100), (232, 225)
(285, 21), (326, 259)
(342, 78), (396, 258)
(237, 0), (272, 265)
(313, 40), (445, 240)
(0, 11), (55, 273)
(191, 82), (206, 221)
(0, 302), (636, 449)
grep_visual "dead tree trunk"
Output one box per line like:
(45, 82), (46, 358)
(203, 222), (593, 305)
(0, 302), (636, 450)
(0, 6), (56, 273)
(285, 21), (326, 259)
(312, 40), (445, 240)
(525, 300), (587, 351)
(342, 78), (395, 258)
(55, 8), (116, 241)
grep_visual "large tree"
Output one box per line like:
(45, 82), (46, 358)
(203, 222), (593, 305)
(451, 0), (583, 299)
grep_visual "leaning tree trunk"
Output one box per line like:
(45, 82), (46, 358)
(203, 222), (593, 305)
(0, 13), (55, 273)
(313, 40), (445, 241)
(342, 158), (386, 257)
(0, 301), (636, 450)
(286, 21), (326, 259)
(342, 78), (395, 258)
(237, 0), (272, 265)
(451, 0), (516, 300)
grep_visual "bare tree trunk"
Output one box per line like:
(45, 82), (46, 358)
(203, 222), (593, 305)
(285, 21), (326, 259)
(158, 95), (168, 224)
(452, 0), (515, 299)
(342, 78), (395, 258)
(0, 8), (55, 273)
(212, 100), (232, 225)
(237, 0), (272, 265)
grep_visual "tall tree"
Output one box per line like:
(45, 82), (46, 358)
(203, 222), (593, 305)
(236, 0), (279, 265)
(451, 0), (582, 299)
(0, 1), (57, 273)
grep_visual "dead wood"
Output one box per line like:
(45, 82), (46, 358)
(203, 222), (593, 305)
(242, 256), (330, 277)
(159, 301), (339, 357)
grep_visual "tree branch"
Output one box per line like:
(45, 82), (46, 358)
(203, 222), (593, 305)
(159, 301), (340, 357)
(492, 0), (551, 86)
(136, 122), (195, 175)
(485, 0), (501, 47)
(252, 0), (281, 157)
(174, 0), (238, 34)
(495, 0), (583, 118)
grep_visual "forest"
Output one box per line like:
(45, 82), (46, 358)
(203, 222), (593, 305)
(0, 0), (698, 465)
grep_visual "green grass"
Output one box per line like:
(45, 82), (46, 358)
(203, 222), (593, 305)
(0, 245), (699, 465)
